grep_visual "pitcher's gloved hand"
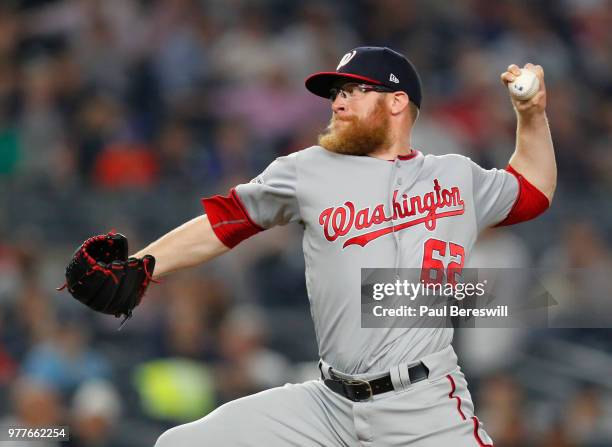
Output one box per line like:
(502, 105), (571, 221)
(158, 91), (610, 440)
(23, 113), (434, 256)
(58, 233), (156, 323)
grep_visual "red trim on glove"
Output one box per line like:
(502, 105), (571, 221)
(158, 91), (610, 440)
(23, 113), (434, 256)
(201, 188), (263, 248)
(495, 165), (550, 227)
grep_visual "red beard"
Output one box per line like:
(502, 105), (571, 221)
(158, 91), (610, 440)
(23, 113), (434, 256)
(318, 98), (391, 156)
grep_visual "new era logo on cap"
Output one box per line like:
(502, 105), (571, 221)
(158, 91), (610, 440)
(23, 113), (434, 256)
(305, 46), (423, 108)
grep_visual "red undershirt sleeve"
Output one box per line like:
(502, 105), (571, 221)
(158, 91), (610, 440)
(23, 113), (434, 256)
(201, 188), (263, 248)
(495, 165), (550, 227)
(202, 154), (300, 248)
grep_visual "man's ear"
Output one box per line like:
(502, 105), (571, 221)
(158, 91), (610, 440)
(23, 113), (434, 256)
(389, 92), (409, 115)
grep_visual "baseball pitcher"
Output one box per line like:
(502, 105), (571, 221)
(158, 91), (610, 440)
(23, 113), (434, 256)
(61, 47), (555, 446)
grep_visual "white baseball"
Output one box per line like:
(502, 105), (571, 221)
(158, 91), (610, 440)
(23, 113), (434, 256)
(508, 69), (540, 101)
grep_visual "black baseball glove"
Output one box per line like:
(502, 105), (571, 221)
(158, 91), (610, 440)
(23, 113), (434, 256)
(58, 233), (157, 326)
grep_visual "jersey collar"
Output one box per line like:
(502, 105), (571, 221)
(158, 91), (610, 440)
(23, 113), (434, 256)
(384, 149), (420, 162)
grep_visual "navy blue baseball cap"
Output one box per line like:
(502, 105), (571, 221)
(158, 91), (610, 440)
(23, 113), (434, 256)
(305, 46), (422, 108)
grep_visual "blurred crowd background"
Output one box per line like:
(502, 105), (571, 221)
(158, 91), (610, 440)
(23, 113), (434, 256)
(0, 0), (611, 446)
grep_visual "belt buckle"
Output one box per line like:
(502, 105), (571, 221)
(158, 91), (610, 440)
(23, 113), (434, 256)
(344, 377), (373, 401)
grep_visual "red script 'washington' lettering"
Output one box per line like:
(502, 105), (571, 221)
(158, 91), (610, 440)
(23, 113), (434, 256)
(318, 179), (465, 248)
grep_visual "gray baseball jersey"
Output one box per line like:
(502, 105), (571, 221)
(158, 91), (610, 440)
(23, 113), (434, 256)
(204, 146), (519, 375)
(156, 146), (529, 447)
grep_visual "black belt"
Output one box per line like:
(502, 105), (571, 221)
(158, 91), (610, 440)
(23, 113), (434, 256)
(320, 362), (429, 402)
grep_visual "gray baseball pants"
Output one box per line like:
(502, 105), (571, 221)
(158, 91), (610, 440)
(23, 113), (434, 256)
(154, 345), (493, 446)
